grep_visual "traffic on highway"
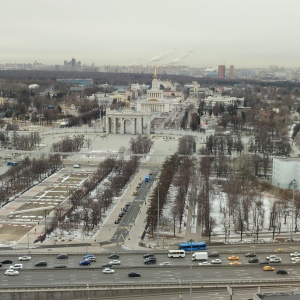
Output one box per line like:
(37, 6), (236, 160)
(0, 250), (300, 286)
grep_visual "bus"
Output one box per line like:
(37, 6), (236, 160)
(168, 250), (186, 258)
(179, 241), (207, 251)
(7, 161), (18, 167)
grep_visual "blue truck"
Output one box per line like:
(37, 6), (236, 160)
(7, 161), (18, 166)
(145, 175), (150, 182)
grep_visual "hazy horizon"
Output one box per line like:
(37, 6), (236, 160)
(1, 0), (299, 68)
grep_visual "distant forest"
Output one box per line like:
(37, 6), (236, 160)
(0, 70), (299, 88)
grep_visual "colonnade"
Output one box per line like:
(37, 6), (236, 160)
(105, 111), (151, 135)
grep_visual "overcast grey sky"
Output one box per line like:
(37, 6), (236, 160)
(1, 0), (299, 68)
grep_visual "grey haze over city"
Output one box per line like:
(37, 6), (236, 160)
(1, 0), (300, 68)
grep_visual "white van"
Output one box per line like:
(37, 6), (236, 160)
(9, 264), (23, 270)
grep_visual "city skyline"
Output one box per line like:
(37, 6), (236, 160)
(1, 0), (300, 68)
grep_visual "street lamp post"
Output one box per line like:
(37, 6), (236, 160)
(44, 210), (47, 236)
(27, 233), (30, 255)
(189, 241), (193, 300)
(289, 179), (297, 241)
(85, 232), (88, 254)
(157, 181), (160, 247)
(256, 208), (259, 241)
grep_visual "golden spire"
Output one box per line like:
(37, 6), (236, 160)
(153, 65), (157, 79)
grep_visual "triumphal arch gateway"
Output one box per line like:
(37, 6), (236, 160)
(105, 108), (151, 135)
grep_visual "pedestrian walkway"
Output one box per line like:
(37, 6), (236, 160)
(184, 204), (201, 242)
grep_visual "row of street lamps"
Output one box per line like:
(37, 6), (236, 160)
(289, 179), (298, 241)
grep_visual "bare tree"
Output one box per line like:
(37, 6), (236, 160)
(177, 135), (195, 155)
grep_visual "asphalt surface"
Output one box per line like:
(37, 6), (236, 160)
(110, 174), (157, 245)
(1, 263), (299, 287)
(1, 251), (300, 287)
(1, 252), (299, 268)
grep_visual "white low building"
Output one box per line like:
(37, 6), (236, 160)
(93, 93), (112, 106)
(204, 94), (244, 108)
(272, 157), (300, 190)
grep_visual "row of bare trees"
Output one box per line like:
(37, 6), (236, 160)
(205, 133), (244, 156)
(0, 131), (41, 150)
(146, 134), (197, 238)
(248, 134), (291, 156)
(0, 155), (62, 204)
(64, 157), (117, 232)
(52, 135), (85, 152)
(146, 154), (179, 237)
(56, 155), (140, 233)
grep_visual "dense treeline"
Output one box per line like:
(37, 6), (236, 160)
(2, 70), (300, 90)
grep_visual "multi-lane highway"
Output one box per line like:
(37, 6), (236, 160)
(1, 251), (298, 268)
(1, 266), (299, 287)
(0, 251), (300, 287)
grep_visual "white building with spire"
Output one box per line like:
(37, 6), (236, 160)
(136, 67), (182, 113)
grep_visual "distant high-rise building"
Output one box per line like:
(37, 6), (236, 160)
(71, 58), (76, 69)
(218, 65), (225, 79)
(229, 65), (234, 78)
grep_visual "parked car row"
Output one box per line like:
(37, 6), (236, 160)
(115, 202), (131, 224)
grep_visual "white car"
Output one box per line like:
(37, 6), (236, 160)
(9, 264), (23, 270)
(5, 269), (19, 276)
(290, 252), (300, 257)
(266, 255), (278, 260)
(269, 257), (281, 263)
(109, 260), (121, 265)
(18, 256), (31, 261)
(102, 268), (115, 274)
(85, 256), (96, 262)
(291, 257), (300, 262)
(199, 261), (211, 266)
(159, 262), (171, 266)
(211, 259), (222, 264)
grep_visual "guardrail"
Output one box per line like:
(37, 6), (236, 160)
(2, 248), (299, 256)
(1, 278), (299, 290)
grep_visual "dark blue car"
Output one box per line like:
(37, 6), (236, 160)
(79, 260), (91, 266)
